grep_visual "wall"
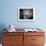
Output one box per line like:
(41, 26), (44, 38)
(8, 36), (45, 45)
(0, 0), (46, 30)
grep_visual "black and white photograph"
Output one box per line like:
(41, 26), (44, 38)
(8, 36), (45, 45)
(18, 7), (35, 21)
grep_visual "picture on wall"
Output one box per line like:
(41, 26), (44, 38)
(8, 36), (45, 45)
(18, 7), (35, 21)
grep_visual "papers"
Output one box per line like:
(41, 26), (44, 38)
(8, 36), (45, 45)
(24, 28), (38, 32)
(7, 24), (16, 32)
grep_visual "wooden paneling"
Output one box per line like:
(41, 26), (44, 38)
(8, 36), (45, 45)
(24, 36), (32, 46)
(2, 31), (45, 46)
(24, 32), (45, 46)
(3, 32), (23, 46)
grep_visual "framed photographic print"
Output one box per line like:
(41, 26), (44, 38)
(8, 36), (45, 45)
(18, 7), (35, 21)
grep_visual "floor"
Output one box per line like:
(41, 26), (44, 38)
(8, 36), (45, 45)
(0, 44), (2, 46)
